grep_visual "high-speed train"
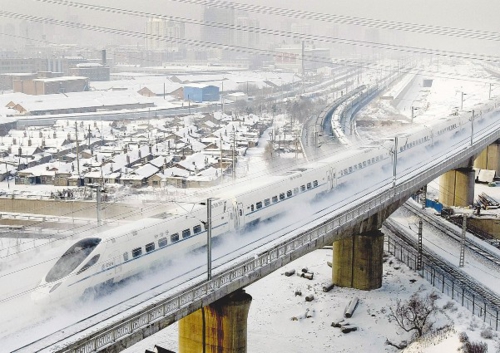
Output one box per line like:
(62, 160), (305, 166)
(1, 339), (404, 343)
(31, 105), (486, 304)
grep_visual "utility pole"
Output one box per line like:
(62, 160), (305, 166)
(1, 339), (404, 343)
(471, 110), (475, 146)
(295, 136), (298, 159)
(411, 106), (418, 124)
(207, 198), (213, 281)
(219, 137), (223, 183)
(75, 121), (80, 182)
(461, 91), (465, 110)
(421, 185), (427, 209)
(232, 129), (236, 180)
(392, 137), (398, 188)
(221, 81), (224, 114)
(100, 116), (104, 147)
(459, 215), (466, 267)
(301, 41), (305, 94)
(87, 125), (91, 153)
(96, 186), (102, 227)
(417, 219), (423, 271)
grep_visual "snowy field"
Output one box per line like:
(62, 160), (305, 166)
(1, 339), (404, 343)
(126, 248), (498, 353)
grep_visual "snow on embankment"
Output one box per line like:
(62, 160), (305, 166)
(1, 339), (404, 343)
(381, 72), (417, 103)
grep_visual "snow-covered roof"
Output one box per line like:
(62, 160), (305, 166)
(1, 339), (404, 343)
(76, 63), (103, 68)
(3, 90), (152, 113)
(163, 166), (190, 178)
(34, 76), (88, 83)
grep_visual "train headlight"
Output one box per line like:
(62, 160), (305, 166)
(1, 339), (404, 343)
(49, 282), (61, 293)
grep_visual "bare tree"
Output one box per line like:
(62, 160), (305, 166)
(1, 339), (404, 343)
(462, 341), (488, 353)
(263, 141), (274, 161)
(389, 292), (437, 338)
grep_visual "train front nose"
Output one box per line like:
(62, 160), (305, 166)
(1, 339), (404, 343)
(31, 282), (61, 304)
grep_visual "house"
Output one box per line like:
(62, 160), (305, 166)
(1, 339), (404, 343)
(120, 164), (159, 187)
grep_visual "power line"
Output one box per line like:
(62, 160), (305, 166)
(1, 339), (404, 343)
(2, 10), (500, 87)
(167, 0), (500, 43)
(30, 0), (500, 63)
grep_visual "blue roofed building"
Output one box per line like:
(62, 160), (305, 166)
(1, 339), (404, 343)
(183, 84), (220, 103)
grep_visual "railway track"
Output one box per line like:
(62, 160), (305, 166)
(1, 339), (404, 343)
(384, 216), (500, 309)
(400, 200), (500, 267)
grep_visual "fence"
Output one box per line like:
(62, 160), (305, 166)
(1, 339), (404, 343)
(386, 234), (500, 330)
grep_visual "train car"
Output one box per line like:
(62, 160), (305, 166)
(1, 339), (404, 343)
(32, 102), (486, 305)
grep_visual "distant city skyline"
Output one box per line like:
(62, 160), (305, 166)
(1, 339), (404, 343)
(0, 0), (498, 61)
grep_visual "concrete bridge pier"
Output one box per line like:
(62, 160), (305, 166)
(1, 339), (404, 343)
(439, 166), (475, 207)
(332, 229), (384, 290)
(474, 140), (500, 175)
(178, 289), (252, 353)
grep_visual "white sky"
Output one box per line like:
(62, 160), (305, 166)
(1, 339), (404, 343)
(1, 0), (499, 56)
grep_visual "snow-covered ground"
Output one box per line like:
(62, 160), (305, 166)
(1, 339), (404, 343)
(127, 248), (498, 353)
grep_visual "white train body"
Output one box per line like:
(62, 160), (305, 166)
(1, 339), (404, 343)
(31, 108), (484, 304)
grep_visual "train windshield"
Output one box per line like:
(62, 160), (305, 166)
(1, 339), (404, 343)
(45, 238), (101, 283)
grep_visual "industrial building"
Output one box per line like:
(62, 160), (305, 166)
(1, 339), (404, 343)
(70, 63), (110, 81)
(13, 76), (89, 95)
(183, 84), (219, 102)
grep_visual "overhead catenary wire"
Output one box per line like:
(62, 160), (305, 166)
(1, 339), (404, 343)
(31, 0), (500, 64)
(166, 0), (500, 43)
(2, 10), (499, 87)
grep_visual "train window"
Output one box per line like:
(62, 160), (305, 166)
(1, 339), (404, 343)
(349, 166), (353, 173)
(251, 204), (254, 211)
(45, 238), (102, 283)
(272, 196), (278, 203)
(193, 225), (202, 234)
(358, 163), (362, 169)
(132, 231), (138, 236)
(171, 233), (179, 242)
(301, 185), (306, 192)
(77, 254), (100, 275)
(132, 248), (142, 258)
(239, 209), (243, 216)
(158, 238), (168, 248)
(307, 183), (312, 189)
(371, 158), (375, 163)
(313, 180), (318, 187)
(294, 187), (299, 194)
(367, 159), (371, 165)
(363, 161), (366, 167)
(256, 201), (263, 209)
(182, 229), (191, 238)
(279, 193), (285, 200)
(375, 156), (379, 162)
(264, 198), (270, 206)
(123, 252), (129, 261)
(146, 243), (155, 253)
(287, 190), (292, 197)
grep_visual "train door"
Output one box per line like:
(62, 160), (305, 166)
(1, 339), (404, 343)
(327, 168), (337, 191)
(233, 202), (245, 231)
(228, 204), (235, 232)
(103, 249), (123, 284)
